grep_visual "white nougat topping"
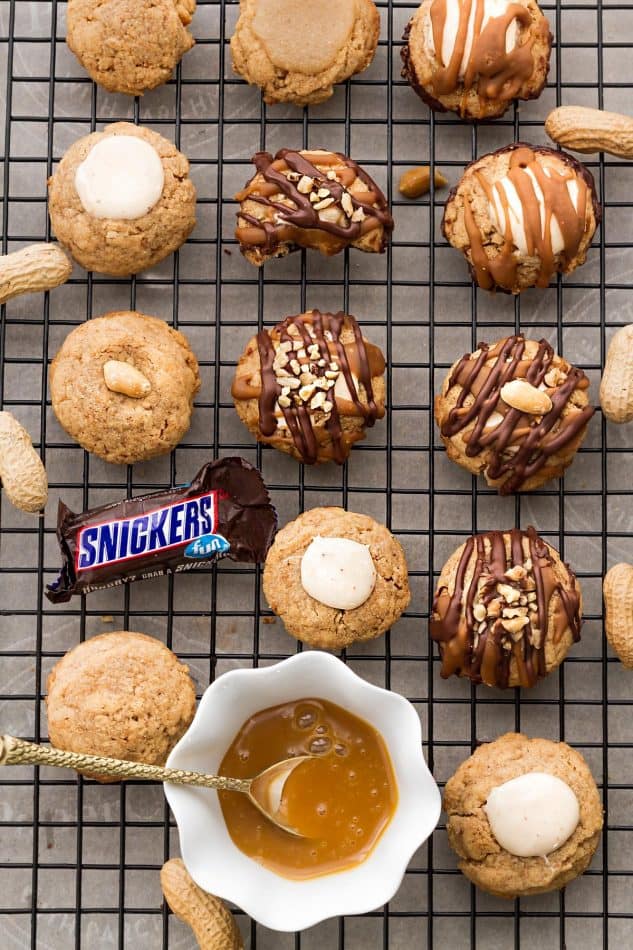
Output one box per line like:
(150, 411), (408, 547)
(300, 536), (377, 610)
(428, 0), (520, 78)
(75, 135), (165, 220)
(488, 166), (580, 256)
(484, 771), (580, 858)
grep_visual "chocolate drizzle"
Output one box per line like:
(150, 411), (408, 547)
(235, 149), (393, 257)
(430, 527), (582, 689)
(232, 311), (385, 465)
(440, 335), (595, 493)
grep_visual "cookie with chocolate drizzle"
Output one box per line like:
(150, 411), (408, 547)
(231, 310), (386, 464)
(401, 0), (552, 120)
(442, 143), (600, 293)
(234, 148), (394, 266)
(435, 335), (595, 493)
(431, 527), (582, 689)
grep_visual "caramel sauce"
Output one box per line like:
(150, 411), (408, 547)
(218, 698), (398, 880)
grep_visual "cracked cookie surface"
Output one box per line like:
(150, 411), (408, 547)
(444, 732), (603, 898)
(50, 311), (200, 465)
(67, 0), (196, 95)
(262, 507), (410, 649)
(46, 631), (197, 783)
(230, 0), (380, 106)
(48, 122), (196, 277)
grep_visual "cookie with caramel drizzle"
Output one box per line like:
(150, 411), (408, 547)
(435, 335), (595, 493)
(231, 310), (386, 464)
(401, 0), (552, 120)
(442, 143), (600, 293)
(431, 527), (582, 689)
(235, 148), (394, 266)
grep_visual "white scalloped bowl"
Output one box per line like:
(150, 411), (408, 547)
(165, 651), (440, 933)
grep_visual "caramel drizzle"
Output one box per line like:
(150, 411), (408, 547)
(441, 335), (594, 493)
(430, 527), (581, 689)
(235, 149), (393, 253)
(253, 311), (384, 465)
(430, 0), (535, 101)
(464, 146), (589, 291)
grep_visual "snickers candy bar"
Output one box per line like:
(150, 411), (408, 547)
(46, 457), (277, 603)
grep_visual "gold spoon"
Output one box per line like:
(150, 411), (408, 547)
(0, 734), (312, 837)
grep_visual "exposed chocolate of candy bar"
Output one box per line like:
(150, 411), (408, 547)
(46, 458), (277, 603)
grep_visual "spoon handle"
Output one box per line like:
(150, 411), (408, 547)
(0, 735), (251, 794)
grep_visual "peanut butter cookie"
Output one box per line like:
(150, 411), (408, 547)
(46, 631), (197, 783)
(263, 507), (410, 649)
(235, 148), (393, 265)
(442, 143), (600, 293)
(401, 0), (551, 120)
(48, 122), (196, 276)
(431, 527), (582, 689)
(444, 733), (603, 898)
(434, 335), (595, 493)
(67, 0), (196, 96)
(232, 309), (386, 464)
(50, 311), (200, 465)
(230, 0), (380, 106)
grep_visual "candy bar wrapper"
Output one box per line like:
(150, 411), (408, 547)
(46, 457), (277, 603)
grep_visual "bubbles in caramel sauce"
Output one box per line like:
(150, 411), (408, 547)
(217, 697), (397, 880)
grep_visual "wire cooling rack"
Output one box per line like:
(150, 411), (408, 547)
(1, 1), (633, 947)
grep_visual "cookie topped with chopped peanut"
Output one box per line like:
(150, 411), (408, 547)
(231, 309), (386, 464)
(234, 148), (394, 266)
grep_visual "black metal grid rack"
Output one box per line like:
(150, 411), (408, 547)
(0, 1), (631, 947)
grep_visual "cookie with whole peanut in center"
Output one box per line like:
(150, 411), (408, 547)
(50, 311), (200, 465)
(48, 122), (196, 276)
(444, 733), (603, 898)
(401, 0), (552, 120)
(235, 148), (393, 265)
(434, 335), (595, 493)
(263, 507), (410, 649)
(67, 0), (196, 96)
(431, 527), (582, 689)
(231, 309), (386, 464)
(230, 0), (380, 106)
(46, 632), (197, 783)
(442, 143), (600, 294)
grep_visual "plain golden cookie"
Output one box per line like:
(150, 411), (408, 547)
(67, 0), (196, 95)
(262, 507), (410, 649)
(46, 631), (197, 783)
(431, 527), (582, 689)
(434, 335), (595, 493)
(442, 143), (600, 294)
(401, 0), (551, 120)
(230, 0), (380, 106)
(232, 310), (386, 465)
(50, 311), (201, 465)
(48, 122), (196, 276)
(444, 733), (603, 898)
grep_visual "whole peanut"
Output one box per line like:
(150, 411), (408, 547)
(545, 105), (633, 159)
(0, 411), (48, 513)
(603, 563), (633, 668)
(599, 325), (633, 423)
(103, 360), (151, 399)
(399, 166), (447, 199)
(0, 244), (72, 304)
(160, 859), (243, 950)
